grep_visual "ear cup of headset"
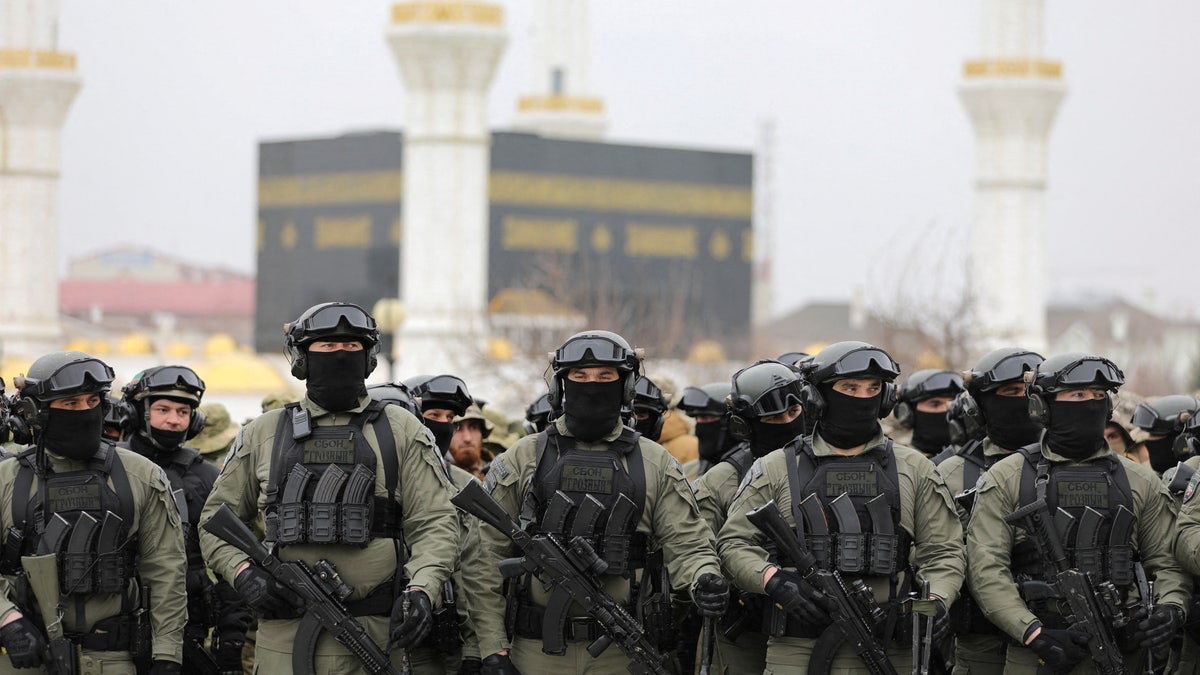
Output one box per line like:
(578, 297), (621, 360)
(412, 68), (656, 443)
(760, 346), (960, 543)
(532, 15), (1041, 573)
(799, 382), (825, 420)
(14, 397), (44, 431)
(878, 383), (898, 419)
(1028, 393), (1050, 429)
(186, 409), (206, 440)
(894, 400), (914, 429)
(728, 414), (752, 440)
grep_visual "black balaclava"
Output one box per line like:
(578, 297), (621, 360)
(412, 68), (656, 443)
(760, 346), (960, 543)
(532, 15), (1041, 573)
(911, 410), (952, 454)
(818, 385), (881, 449)
(562, 379), (625, 442)
(421, 416), (454, 453)
(306, 350), (368, 412)
(695, 418), (728, 462)
(1046, 398), (1110, 460)
(1145, 436), (1178, 474)
(978, 393), (1042, 451)
(42, 405), (105, 460)
(749, 417), (806, 458)
(634, 413), (665, 442)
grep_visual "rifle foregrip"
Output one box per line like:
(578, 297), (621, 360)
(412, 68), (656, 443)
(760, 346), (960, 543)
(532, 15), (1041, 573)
(451, 481), (518, 537)
(201, 504), (270, 566)
(746, 502), (812, 570)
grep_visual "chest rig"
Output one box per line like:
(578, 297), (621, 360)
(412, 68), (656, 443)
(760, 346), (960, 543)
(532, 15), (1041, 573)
(264, 401), (403, 548)
(782, 437), (910, 579)
(721, 443), (757, 483)
(1011, 446), (1135, 586)
(1, 444), (137, 597)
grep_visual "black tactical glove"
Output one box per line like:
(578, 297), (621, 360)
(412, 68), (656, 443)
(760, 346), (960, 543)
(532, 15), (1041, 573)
(1026, 626), (1090, 672)
(1130, 604), (1183, 650)
(764, 569), (829, 625)
(930, 598), (950, 643)
(389, 589), (433, 650)
(457, 656), (483, 675)
(233, 565), (304, 619)
(481, 653), (521, 675)
(148, 660), (182, 675)
(0, 617), (46, 669)
(212, 632), (245, 671)
(693, 573), (730, 618)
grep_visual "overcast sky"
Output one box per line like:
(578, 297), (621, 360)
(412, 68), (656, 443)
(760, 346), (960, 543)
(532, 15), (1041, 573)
(55, 1), (1200, 320)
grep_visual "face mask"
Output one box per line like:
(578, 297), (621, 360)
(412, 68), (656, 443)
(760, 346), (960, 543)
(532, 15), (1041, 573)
(561, 379), (625, 442)
(634, 414), (664, 442)
(42, 405), (105, 460)
(818, 386), (881, 449)
(1144, 436), (1177, 474)
(1046, 398), (1110, 460)
(749, 417), (805, 458)
(148, 426), (188, 450)
(910, 410), (952, 453)
(306, 350), (367, 412)
(695, 419), (727, 462)
(422, 418), (454, 453)
(979, 393), (1042, 451)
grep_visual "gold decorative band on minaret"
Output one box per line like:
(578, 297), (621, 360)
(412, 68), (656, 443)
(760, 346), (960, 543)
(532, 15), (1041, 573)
(517, 95), (605, 114)
(0, 49), (77, 70)
(963, 59), (1062, 79)
(391, 2), (503, 26)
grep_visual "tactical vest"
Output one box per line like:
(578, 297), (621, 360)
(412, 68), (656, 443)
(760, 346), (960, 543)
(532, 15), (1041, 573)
(524, 424), (648, 575)
(782, 437), (910, 578)
(264, 401), (404, 548)
(720, 443), (757, 484)
(933, 438), (1002, 497)
(1, 444), (137, 597)
(1011, 445), (1135, 586)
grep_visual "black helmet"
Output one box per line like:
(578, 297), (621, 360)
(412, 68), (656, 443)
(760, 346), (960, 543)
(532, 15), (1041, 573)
(801, 341), (899, 419)
(284, 301), (381, 379)
(523, 393), (554, 434)
(548, 330), (642, 407)
(13, 351), (115, 430)
(776, 352), (811, 369)
(966, 347), (1044, 398)
(1130, 395), (1200, 437)
(729, 361), (804, 420)
(895, 369), (965, 429)
(676, 382), (730, 418)
(121, 365), (207, 440)
(632, 376), (668, 415)
(405, 374), (473, 417)
(368, 382), (420, 416)
(1179, 409), (1200, 457)
(1027, 353), (1124, 428)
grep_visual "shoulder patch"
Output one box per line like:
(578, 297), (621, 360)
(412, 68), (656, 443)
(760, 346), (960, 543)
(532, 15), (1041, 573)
(491, 455), (509, 479)
(1184, 471), (1200, 504)
(734, 459), (764, 499)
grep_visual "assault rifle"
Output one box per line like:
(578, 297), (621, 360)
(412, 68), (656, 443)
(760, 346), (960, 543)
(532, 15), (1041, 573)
(746, 499), (897, 675)
(451, 480), (670, 675)
(1003, 499), (1128, 675)
(201, 504), (399, 675)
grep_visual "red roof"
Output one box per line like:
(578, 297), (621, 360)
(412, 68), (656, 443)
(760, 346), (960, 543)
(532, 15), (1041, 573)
(59, 278), (255, 316)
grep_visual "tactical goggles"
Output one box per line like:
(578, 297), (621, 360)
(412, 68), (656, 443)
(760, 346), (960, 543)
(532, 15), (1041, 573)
(137, 366), (205, 396)
(812, 348), (900, 383)
(554, 336), (636, 370)
(293, 304), (377, 338)
(415, 375), (473, 413)
(19, 359), (114, 400)
(1046, 358), (1124, 391)
(972, 353), (1043, 391)
(677, 387), (726, 415)
(904, 371), (964, 400)
(632, 377), (668, 413)
(737, 381), (804, 418)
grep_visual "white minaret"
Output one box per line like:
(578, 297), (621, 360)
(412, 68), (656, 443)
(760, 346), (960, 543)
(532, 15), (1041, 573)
(0, 0), (81, 360)
(959, 0), (1065, 351)
(511, 0), (605, 140)
(386, 3), (507, 375)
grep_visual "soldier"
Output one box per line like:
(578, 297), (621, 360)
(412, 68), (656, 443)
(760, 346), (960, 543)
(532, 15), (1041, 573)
(465, 329), (728, 674)
(0, 351), (188, 674)
(677, 382), (736, 479)
(521, 394), (553, 435)
(932, 347), (1043, 675)
(719, 341), (962, 673)
(449, 405), (494, 480)
(1130, 395), (1200, 475)
(694, 360), (806, 675)
(629, 375), (669, 442)
(404, 375), (474, 467)
(119, 366), (250, 675)
(968, 353), (1187, 673)
(199, 302), (459, 674)
(894, 369), (964, 458)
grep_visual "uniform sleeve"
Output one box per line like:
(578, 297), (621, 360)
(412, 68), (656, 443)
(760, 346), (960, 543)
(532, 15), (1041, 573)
(716, 458), (780, 595)
(199, 425), (264, 583)
(1173, 460), (1200, 575)
(910, 458), (966, 605)
(646, 445), (722, 598)
(965, 465), (1038, 642)
(0, 464), (21, 622)
(138, 464), (189, 663)
(1125, 462), (1190, 610)
(694, 464), (735, 536)
(394, 415), (458, 599)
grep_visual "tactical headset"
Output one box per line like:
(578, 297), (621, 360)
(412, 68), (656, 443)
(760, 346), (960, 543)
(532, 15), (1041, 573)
(946, 392), (984, 447)
(799, 342), (900, 421)
(1025, 354), (1124, 429)
(284, 302), (381, 380)
(121, 366), (208, 440)
(546, 331), (643, 409)
(893, 370), (965, 429)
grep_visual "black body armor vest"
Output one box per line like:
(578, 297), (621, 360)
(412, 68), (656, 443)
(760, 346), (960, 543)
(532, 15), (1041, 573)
(720, 443), (757, 484)
(2, 444), (137, 596)
(264, 402), (403, 548)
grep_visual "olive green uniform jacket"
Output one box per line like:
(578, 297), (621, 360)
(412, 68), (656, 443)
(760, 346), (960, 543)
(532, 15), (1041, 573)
(198, 394), (458, 657)
(968, 441), (1188, 643)
(718, 431), (965, 606)
(464, 417), (723, 658)
(0, 447), (188, 663)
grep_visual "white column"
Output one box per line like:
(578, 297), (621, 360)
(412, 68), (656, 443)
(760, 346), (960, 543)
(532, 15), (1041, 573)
(0, 0), (81, 359)
(959, 0), (1064, 351)
(386, 2), (507, 376)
